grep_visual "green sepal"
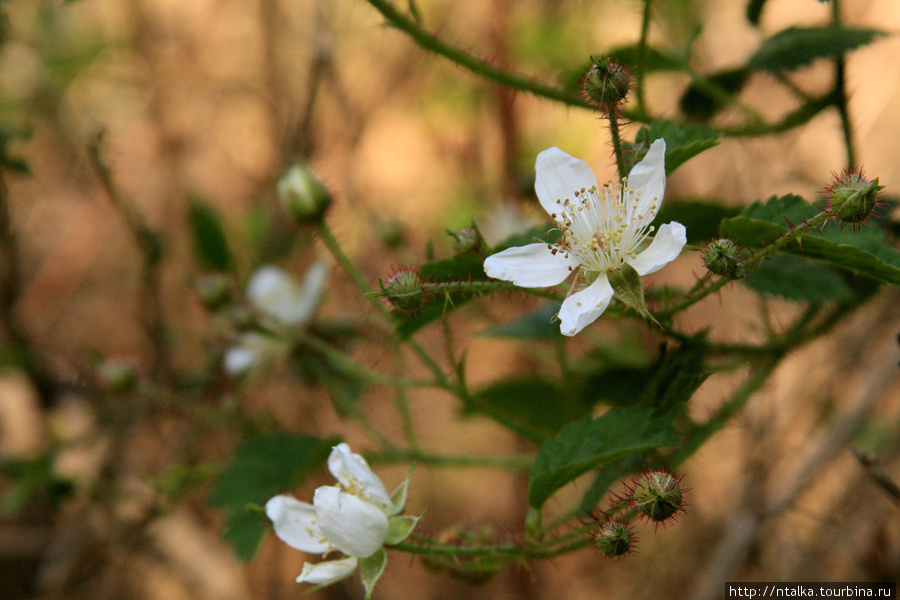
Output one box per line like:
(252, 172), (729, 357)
(607, 263), (661, 329)
(389, 463), (415, 516)
(359, 547), (388, 600)
(384, 514), (421, 545)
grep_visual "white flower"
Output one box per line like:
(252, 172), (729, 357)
(248, 260), (329, 326)
(266, 443), (419, 597)
(484, 139), (686, 336)
(223, 259), (328, 375)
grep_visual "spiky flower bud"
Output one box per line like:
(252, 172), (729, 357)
(632, 470), (684, 524)
(277, 164), (332, 223)
(447, 223), (483, 255)
(581, 57), (633, 111)
(824, 169), (883, 225)
(592, 521), (634, 558)
(701, 238), (746, 280)
(381, 267), (425, 313)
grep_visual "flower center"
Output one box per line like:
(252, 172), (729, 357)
(548, 181), (657, 273)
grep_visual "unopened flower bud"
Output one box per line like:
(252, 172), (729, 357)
(381, 267), (425, 313)
(277, 164), (332, 223)
(582, 57), (633, 111)
(194, 273), (232, 310)
(447, 223), (483, 255)
(701, 238), (746, 280)
(825, 169), (883, 225)
(632, 470), (684, 524)
(592, 521), (634, 558)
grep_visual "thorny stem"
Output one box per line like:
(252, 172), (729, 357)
(658, 210), (831, 318)
(364, 0), (591, 110)
(608, 110), (627, 180)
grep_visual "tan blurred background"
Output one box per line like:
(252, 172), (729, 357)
(1, 0), (899, 599)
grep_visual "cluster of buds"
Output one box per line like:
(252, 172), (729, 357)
(592, 469), (685, 559)
(701, 238), (747, 280)
(581, 56), (634, 114)
(824, 169), (883, 227)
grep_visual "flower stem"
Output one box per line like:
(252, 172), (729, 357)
(363, 0), (589, 109)
(317, 220), (452, 389)
(659, 210), (830, 318)
(608, 110), (627, 180)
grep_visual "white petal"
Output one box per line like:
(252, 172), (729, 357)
(265, 495), (330, 554)
(247, 266), (311, 326)
(484, 243), (577, 287)
(535, 147), (599, 218)
(296, 557), (358, 585)
(223, 345), (259, 375)
(328, 444), (392, 512)
(626, 139), (666, 220)
(314, 487), (389, 558)
(558, 274), (614, 336)
(626, 222), (686, 276)
(294, 258), (329, 323)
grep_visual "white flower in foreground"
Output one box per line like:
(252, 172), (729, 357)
(484, 139), (686, 336)
(223, 260), (328, 375)
(266, 443), (419, 598)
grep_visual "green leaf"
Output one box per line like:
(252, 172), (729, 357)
(719, 195), (900, 286)
(469, 378), (590, 443)
(634, 120), (719, 174)
(189, 201), (232, 272)
(746, 0), (768, 26)
(478, 302), (561, 339)
(579, 454), (643, 513)
(652, 200), (742, 245)
(679, 67), (751, 122)
(527, 407), (677, 508)
(606, 44), (684, 72)
(749, 26), (886, 73)
(743, 254), (855, 302)
(209, 432), (338, 560)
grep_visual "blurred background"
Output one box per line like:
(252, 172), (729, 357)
(0, 0), (899, 598)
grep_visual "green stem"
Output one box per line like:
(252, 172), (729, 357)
(634, 0), (652, 111)
(672, 355), (779, 466)
(371, 449), (533, 470)
(364, 0), (590, 109)
(608, 110), (627, 180)
(317, 221), (451, 389)
(419, 279), (564, 302)
(659, 210), (830, 318)
(297, 332), (437, 388)
(831, 0), (856, 170)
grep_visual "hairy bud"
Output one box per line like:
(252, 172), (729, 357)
(447, 222), (484, 255)
(592, 521), (635, 558)
(632, 470), (685, 525)
(701, 238), (746, 280)
(581, 57), (633, 112)
(381, 266), (425, 313)
(825, 169), (883, 226)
